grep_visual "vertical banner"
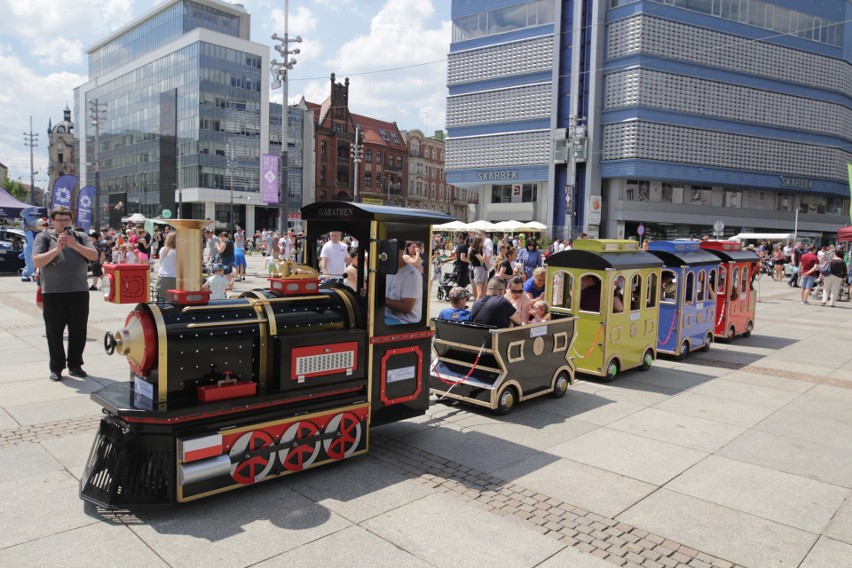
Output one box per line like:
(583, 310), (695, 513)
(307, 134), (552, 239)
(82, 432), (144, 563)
(847, 163), (852, 223)
(76, 185), (96, 233)
(261, 154), (279, 204)
(50, 175), (78, 210)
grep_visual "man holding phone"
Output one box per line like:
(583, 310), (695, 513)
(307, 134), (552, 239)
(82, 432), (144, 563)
(33, 206), (98, 381)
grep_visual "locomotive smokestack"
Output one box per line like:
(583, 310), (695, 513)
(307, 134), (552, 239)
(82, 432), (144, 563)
(168, 219), (216, 300)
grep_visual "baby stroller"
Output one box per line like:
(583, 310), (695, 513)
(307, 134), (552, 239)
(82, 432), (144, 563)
(436, 270), (458, 300)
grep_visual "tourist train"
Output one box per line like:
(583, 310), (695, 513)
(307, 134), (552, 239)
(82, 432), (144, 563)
(80, 203), (757, 509)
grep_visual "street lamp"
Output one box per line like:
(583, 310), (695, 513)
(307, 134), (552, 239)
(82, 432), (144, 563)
(351, 125), (362, 202)
(271, 1), (302, 233)
(793, 206), (803, 243)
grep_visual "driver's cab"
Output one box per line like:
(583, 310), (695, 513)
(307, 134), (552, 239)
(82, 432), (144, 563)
(300, 202), (454, 425)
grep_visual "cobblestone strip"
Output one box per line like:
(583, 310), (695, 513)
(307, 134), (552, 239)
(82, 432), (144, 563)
(688, 356), (852, 390)
(369, 434), (744, 568)
(0, 414), (100, 449)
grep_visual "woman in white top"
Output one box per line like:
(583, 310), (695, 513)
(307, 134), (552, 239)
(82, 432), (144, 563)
(156, 232), (177, 301)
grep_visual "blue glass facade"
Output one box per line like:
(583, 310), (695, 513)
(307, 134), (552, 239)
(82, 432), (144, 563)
(447, 0), (852, 241)
(75, 0), (266, 227)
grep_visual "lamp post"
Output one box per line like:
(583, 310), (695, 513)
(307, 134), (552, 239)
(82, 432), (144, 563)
(271, 0), (302, 233)
(794, 206), (802, 243)
(351, 125), (362, 201)
(22, 116), (39, 205)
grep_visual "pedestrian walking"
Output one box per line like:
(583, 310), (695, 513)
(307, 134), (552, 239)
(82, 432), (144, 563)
(821, 248), (847, 307)
(32, 206), (99, 382)
(798, 245), (819, 304)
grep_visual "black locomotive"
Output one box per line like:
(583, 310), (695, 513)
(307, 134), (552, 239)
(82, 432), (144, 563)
(80, 203), (452, 508)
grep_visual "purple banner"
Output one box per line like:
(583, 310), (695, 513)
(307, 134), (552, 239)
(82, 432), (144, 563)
(261, 154), (279, 204)
(77, 185), (97, 233)
(50, 175), (78, 210)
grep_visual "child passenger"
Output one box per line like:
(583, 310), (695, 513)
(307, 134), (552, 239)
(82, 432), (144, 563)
(438, 287), (471, 322)
(203, 264), (229, 300)
(529, 300), (551, 323)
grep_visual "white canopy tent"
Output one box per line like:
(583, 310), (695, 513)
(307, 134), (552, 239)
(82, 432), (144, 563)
(434, 220), (468, 231)
(492, 220), (525, 232)
(517, 221), (547, 232)
(466, 220), (498, 231)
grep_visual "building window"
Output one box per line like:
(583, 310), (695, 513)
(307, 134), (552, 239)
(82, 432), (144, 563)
(724, 189), (742, 208)
(491, 183), (538, 203)
(364, 149), (371, 163)
(376, 151), (382, 163)
(364, 172), (372, 187)
(321, 141), (326, 156)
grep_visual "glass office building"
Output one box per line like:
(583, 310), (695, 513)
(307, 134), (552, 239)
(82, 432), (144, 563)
(74, 0), (271, 231)
(447, 0), (852, 241)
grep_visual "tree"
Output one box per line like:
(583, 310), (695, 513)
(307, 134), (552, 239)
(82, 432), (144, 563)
(2, 176), (29, 202)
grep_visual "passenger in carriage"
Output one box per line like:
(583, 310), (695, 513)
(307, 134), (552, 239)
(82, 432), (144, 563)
(529, 299), (551, 323)
(385, 247), (423, 325)
(579, 275), (602, 312)
(438, 287), (471, 322)
(470, 277), (524, 327)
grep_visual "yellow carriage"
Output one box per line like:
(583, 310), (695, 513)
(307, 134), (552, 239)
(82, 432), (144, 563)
(546, 240), (663, 380)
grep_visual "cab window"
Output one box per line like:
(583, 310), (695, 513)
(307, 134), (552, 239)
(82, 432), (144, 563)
(612, 275), (625, 314)
(661, 270), (677, 303)
(579, 274), (602, 313)
(707, 269), (717, 299)
(684, 272), (695, 305)
(741, 266), (749, 294)
(630, 274), (642, 311)
(697, 270), (706, 302)
(731, 267), (740, 300)
(551, 271), (574, 311)
(646, 273), (658, 308)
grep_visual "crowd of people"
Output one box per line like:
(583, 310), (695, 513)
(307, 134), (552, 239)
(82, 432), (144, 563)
(747, 240), (852, 307)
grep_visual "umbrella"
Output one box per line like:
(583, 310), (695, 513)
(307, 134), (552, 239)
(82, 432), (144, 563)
(434, 220), (468, 231)
(517, 221), (547, 231)
(122, 212), (146, 224)
(493, 220), (524, 232)
(466, 220), (497, 231)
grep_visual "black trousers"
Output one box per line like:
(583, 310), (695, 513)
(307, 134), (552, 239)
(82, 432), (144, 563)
(42, 291), (90, 373)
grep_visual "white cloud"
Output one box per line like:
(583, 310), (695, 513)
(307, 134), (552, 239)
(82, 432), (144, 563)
(319, 0), (449, 132)
(0, 48), (86, 179)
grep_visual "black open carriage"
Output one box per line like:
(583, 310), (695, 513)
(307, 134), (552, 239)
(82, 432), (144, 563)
(430, 315), (577, 414)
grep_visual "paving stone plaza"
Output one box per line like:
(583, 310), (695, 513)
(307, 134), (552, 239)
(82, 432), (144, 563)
(1, 252), (851, 568)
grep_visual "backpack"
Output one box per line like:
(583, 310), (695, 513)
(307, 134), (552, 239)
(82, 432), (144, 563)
(820, 261), (832, 277)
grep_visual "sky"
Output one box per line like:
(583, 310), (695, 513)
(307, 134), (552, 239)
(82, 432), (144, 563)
(0, 0), (452, 186)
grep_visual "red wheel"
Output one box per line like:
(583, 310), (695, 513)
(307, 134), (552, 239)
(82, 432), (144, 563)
(278, 421), (321, 471)
(229, 430), (275, 484)
(323, 412), (363, 460)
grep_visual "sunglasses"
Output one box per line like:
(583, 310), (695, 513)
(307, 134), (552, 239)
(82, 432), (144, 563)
(510, 289), (523, 294)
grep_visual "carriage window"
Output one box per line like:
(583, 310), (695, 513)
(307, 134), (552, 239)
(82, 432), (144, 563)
(731, 267), (740, 300)
(612, 275), (625, 314)
(685, 273), (695, 305)
(697, 271), (706, 302)
(646, 273), (658, 308)
(661, 270), (677, 303)
(707, 269), (717, 299)
(579, 274), (602, 313)
(551, 271), (574, 311)
(741, 266), (749, 294)
(630, 274), (642, 311)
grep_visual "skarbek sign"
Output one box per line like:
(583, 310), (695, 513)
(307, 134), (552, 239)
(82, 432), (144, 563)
(476, 169), (518, 181)
(779, 177), (812, 190)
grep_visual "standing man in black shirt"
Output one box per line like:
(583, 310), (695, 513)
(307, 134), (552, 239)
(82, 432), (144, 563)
(33, 206), (99, 381)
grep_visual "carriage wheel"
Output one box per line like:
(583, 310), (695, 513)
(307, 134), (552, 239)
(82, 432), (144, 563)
(640, 349), (654, 371)
(551, 372), (570, 399)
(323, 413), (363, 460)
(677, 341), (689, 361)
(495, 384), (517, 415)
(728, 326), (737, 341)
(602, 360), (619, 383)
(229, 430), (275, 485)
(701, 333), (712, 352)
(278, 421), (321, 472)
(743, 321), (753, 338)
